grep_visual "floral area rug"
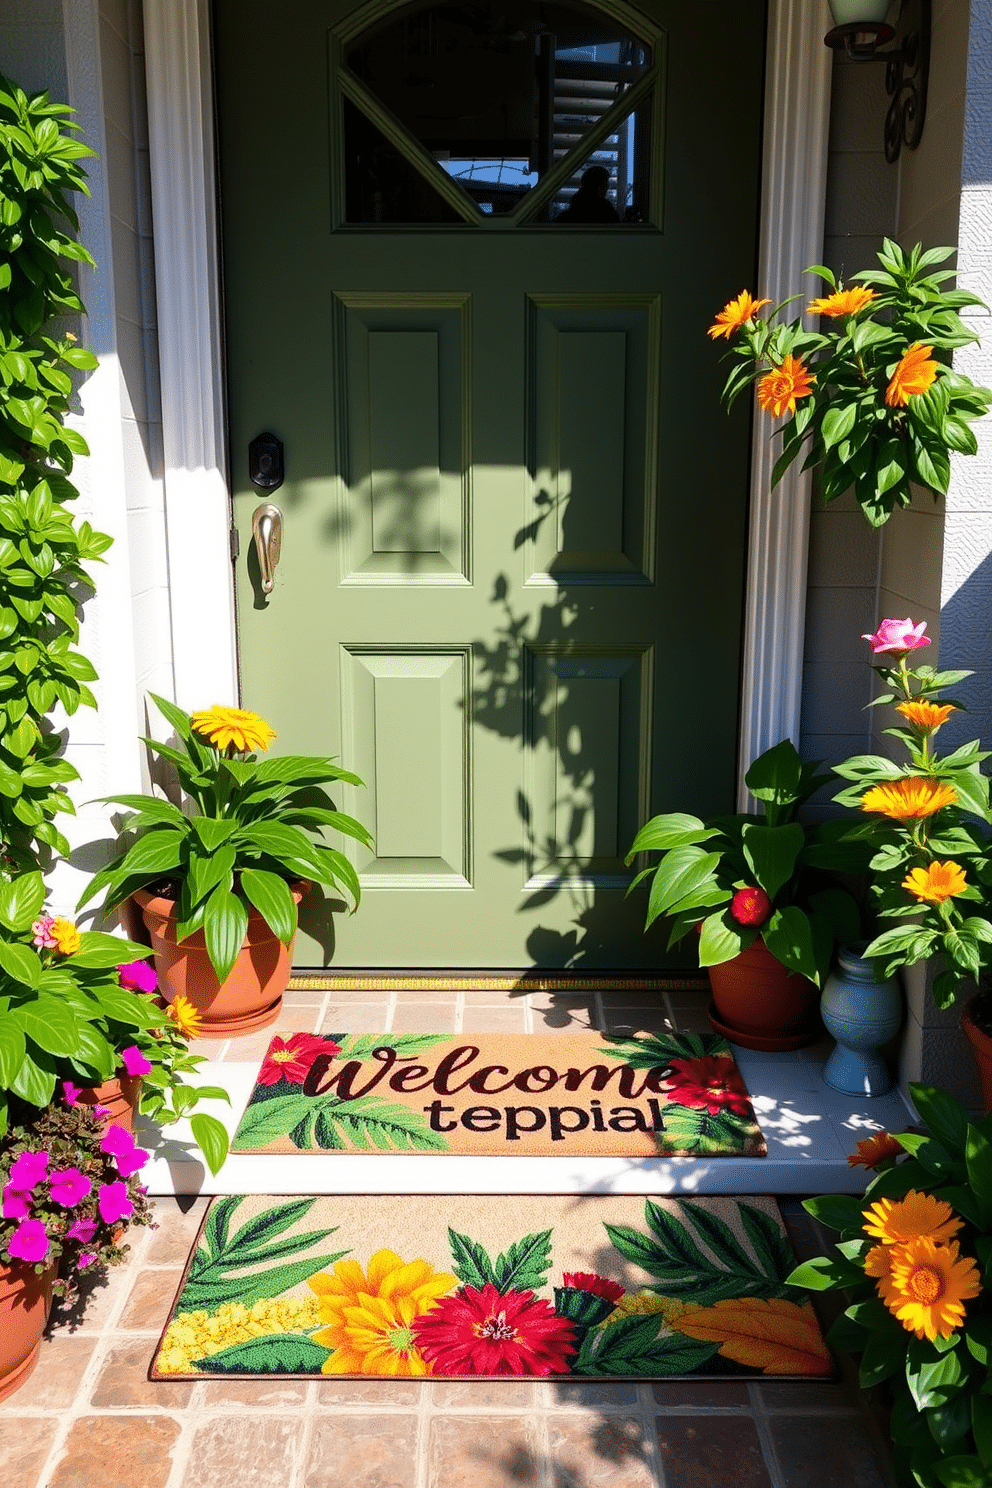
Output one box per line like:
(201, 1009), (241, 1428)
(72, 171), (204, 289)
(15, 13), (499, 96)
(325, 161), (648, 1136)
(229, 1031), (767, 1158)
(149, 1193), (833, 1381)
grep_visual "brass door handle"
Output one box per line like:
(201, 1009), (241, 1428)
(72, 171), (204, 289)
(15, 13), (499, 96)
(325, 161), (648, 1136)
(251, 502), (283, 593)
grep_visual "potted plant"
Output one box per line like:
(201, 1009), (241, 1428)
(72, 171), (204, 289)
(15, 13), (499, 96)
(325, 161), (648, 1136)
(0, 1090), (154, 1400)
(709, 240), (992, 527)
(0, 869), (230, 1172)
(78, 695), (372, 1036)
(626, 738), (864, 1048)
(831, 617), (992, 1106)
(788, 1085), (992, 1488)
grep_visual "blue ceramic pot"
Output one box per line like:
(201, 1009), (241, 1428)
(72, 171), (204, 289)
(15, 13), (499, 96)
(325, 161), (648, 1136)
(820, 944), (902, 1096)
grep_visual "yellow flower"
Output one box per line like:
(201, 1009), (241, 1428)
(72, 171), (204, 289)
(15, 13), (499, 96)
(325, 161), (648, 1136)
(863, 1242), (901, 1305)
(167, 994), (203, 1040)
(155, 1296), (324, 1373)
(885, 343), (938, 407)
(847, 1132), (903, 1170)
(50, 918), (81, 956)
(707, 290), (771, 340)
(885, 1238), (981, 1342)
(895, 700), (956, 731)
(307, 1250), (457, 1375)
(902, 860), (968, 905)
(861, 778), (957, 820)
(863, 1190), (963, 1247)
(190, 705), (276, 755)
(807, 286), (876, 317)
(756, 355), (816, 418)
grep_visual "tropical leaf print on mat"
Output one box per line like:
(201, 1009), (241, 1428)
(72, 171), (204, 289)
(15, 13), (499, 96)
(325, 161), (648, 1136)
(447, 1227), (553, 1293)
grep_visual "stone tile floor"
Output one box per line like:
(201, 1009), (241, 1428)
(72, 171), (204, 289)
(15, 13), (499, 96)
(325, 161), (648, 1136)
(1, 980), (899, 1487)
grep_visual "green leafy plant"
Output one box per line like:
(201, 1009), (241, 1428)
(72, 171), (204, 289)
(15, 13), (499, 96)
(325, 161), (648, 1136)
(709, 240), (992, 527)
(79, 695), (372, 983)
(0, 75), (111, 870)
(789, 1087), (992, 1488)
(626, 738), (864, 986)
(833, 618), (992, 1010)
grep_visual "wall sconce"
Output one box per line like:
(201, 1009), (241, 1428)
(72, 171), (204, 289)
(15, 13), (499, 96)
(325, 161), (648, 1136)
(825, 0), (931, 164)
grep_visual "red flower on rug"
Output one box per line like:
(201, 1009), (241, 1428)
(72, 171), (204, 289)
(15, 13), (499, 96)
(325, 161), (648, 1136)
(411, 1283), (577, 1375)
(662, 1056), (752, 1117)
(562, 1272), (624, 1303)
(258, 1033), (340, 1086)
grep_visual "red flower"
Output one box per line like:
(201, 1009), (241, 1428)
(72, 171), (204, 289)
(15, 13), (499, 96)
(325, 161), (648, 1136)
(663, 1056), (753, 1117)
(730, 886), (771, 927)
(411, 1283), (577, 1375)
(561, 1272), (624, 1304)
(258, 1033), (340, 1086)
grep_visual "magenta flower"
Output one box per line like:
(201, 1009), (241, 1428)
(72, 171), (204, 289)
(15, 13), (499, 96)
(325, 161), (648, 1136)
(100, 1124), (148, 1176)
(120, 1045), (152, 1077)
(2, 1184), (32, 1221)
(49, 1168), (93, 1207)
(117, 960), (159, 994)
(67, 1217), (98, 1244)
(98, 1182), (134, 1225)
(862, 617), (932, 655)
(8, 1151), (49, 1190)
(63, 1081), (82, 1107)
(31, 915), (57, 949)
(7, 1219), (50, 1263)
(78, 1252), (97, 1268)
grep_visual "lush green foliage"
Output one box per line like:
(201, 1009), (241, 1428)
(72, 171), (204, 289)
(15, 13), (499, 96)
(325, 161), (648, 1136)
(80, 694), (372, 983)
(0, 76), (111, 870)
(835, 634), (992, 1010)
(790, 1085), (992, 1488)
(626, 739), (864, 986)
(715, 241), (992, 528)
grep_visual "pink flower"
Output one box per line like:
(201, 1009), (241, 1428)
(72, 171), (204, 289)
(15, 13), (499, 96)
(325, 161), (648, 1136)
(49, 1168), (93, 1207)
(117, 960), (159, 994)
(862, 618), (932, 655)
(78, 1252), (97, 1268)
(31, 915), (57, 948)
(98, 1182), (134, 1225)
(120, 1045), (152, 1077)
(7, 1219), (50, 1264)
(8, 1151), (49, 1190)
(63, 1081), (82, 1107)
(2, 1185), (32, 1221)
(101, 1125), (149, 1178)
(67, 1217), (98, 1244)
(730, 886), (772, 927)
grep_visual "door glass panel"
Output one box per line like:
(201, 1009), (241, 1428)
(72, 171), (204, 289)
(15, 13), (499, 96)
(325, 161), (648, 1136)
(343, 98), (466, 223)
(344, 0), (652, 223)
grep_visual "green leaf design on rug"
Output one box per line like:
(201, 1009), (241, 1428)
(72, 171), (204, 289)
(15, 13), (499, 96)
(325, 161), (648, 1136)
(288, 1095), (451, 1152)
(572, 1315), (719, 1376)
(335, 1033), (450, 1061)
(604, 1199), (794, 1306)
(448, 1227), (552, 1292)
(191, 1334), (331, 1374)
(595, 1031), (725, 1068)
(654, 1104), (758, 1154)
(178, 1197), (349, 1314)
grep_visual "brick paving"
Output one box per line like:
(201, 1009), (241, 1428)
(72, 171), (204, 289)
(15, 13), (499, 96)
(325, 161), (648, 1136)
(2, 982), (897, 1487)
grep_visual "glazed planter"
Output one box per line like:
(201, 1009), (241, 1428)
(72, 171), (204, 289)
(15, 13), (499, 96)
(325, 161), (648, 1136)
(134, 882), (307, 1038)
(819, 945), (902, 1097)
(76, 1074), (142, 1132)
(962, 994), (992, 1112)
(0, 1260), (55, 1403)
(706, 937), (821, 1051)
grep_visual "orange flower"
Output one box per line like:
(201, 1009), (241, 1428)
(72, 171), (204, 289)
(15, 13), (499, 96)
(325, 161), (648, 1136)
(863, 1242), (901, 1305)
(807, 286), (876, 317)
(757, 355), (816, 418)
(167, 994), (203, 1040)
(707, 290), (771, 340)
(863, 1190), (963, 1247)
(885, 343), (938, 407)
(191, 705), (276, 755)
(847, 1132), (902, 1169)
(895, 700), (956, 731)
(860, 778), (957, 820)
(885, 1238), (981, 1342)
(902, 860), (968, 904)
(50, 918), (82, 956)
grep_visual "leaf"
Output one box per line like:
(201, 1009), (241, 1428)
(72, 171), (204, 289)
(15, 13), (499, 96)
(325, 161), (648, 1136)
(9, 994), (79, 1054)
(644, 846), (722, 926)
(448, 1227), (497, 1289)
(935, 1455), (991, 1488)
(0, 869), (45, 930)
(232, 1094), (314, 1149)
(189, 1334), (331, 1375)
(741, 822), (804, 899)
(573, 1316), (719, 1377)
(672, 1297), (833, 1374)
(0, 939), (41, 988)
(239, 868), (297, 945)
(911, 1083), (971, 1157)
(203, 885), (249, 983)
(189, 1113), (229, 1176)
(0, 1017), (27, 1084)
(492, 1230), (553, 1293)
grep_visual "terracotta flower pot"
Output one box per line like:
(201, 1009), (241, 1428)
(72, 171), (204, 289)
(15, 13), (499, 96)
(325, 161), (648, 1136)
(962, 994), (992, 1112)
(134, 883), (307, 1038)
(75, 1074), (143, 1132)
(706, 937), (821, 1051)
(0, 1260), (55, 1403)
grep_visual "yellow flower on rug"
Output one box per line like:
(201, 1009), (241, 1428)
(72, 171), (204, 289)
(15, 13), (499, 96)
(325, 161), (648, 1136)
(155, 1296), (324, 1374)
(307, 1249), (458, 1375)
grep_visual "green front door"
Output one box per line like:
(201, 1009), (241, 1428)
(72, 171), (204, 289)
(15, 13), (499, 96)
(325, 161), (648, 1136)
(213, 0), (766, 968)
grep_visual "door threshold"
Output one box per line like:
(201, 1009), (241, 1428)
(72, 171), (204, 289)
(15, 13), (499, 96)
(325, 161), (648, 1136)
(287, 970), (709, 993)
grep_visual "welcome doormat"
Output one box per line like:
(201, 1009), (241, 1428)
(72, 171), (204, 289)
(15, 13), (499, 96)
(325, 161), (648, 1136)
(150, 1193), (832, 1381)
(230, 1031), (767, 1158)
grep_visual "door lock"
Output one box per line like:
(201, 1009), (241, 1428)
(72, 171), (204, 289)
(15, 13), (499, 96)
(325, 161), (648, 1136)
(251, 502), (283, 594)
(249, 431), (284, 491)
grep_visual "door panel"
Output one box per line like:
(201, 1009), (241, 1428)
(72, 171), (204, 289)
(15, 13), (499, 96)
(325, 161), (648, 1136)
(213, 0), (766, 968)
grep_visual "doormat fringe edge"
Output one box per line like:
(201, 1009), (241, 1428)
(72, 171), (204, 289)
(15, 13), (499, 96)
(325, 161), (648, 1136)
(286, 973), (709, 993)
